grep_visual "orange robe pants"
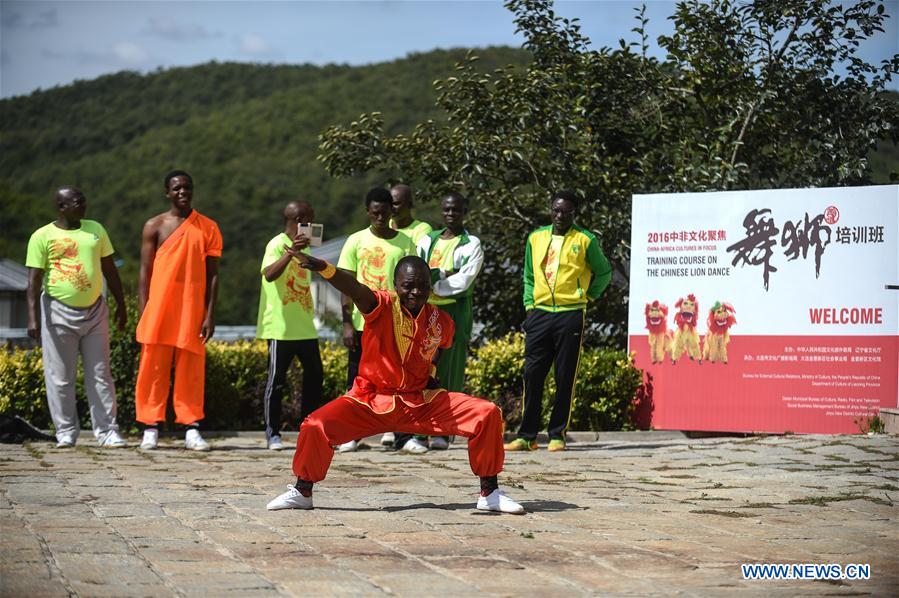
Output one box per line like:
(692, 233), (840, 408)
(135, 211), (221, 426)
(292, 389), (505, 483)
(135, 344), (205, 425)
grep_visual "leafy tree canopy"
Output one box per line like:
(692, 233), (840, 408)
(318, 0), (899, 347)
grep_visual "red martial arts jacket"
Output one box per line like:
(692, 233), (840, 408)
(347, 290), (455, 414)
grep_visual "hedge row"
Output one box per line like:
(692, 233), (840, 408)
(1, 326), (644, 433)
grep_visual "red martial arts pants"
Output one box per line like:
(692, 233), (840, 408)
(292, 392), (505, 482)
(135, 343), (205, 425)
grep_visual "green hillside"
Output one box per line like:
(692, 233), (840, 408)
(0, 48), (528, 324)
(1, 51), (895, 325)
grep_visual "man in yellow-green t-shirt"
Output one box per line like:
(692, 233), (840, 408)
(256, 200), (323, 451)
(390, 184), (433, 245)
(25, 187), (128, 449)
(334, 187), (416, 453)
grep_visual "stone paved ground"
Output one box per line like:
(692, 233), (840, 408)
(1, 432), (896, 597)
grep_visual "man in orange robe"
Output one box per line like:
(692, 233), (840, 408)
(135, 170), (222, 451)
(266, 255), (525, 514)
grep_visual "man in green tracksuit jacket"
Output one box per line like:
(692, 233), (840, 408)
(506, 190), (612, 452)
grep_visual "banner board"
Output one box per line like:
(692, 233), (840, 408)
(628, 186), (898, 434)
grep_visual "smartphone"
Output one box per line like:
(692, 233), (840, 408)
(297, 223), (324, 247)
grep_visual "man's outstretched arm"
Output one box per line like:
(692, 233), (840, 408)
(296, 253), (377, 314)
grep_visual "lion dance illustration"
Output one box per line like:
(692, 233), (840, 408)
(702, 301), (736, 364)
(671, 294), (701, 364)
(644, 300), (670, 364)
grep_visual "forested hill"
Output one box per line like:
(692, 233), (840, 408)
(0, 47), (528, 324)
(1, 50), (896, 325)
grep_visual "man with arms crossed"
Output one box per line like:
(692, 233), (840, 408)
(256, 201), (324, 450)
(266, 254), (524, 514)
(26, 187), (128, 448)
(135, 170), (222, 451)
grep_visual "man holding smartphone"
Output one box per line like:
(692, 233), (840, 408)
(256, 201), (324, 450)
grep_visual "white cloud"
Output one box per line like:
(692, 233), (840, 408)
(239, 33), (274, 56)
(142, 17), (220, 41)
(113, 42), (148, 65)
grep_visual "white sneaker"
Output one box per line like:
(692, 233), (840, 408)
(184, 428), (210, 452)
(97, 430), (127, 448)
(268, 435), (284, 451)
(380, 432), (395, 446)
(140, 428), (158, 450)
(477, 489), (525, 514)
(267, 485), (313, 511)
(429, 436), (449, 450)
(400, 437), (429, 454)
(336, 440), (359, 453)
(56, 434), (75, 448)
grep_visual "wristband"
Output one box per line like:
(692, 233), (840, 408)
(320, 262), (337, 279)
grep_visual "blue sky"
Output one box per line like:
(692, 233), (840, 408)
(1, 0), (897, 99)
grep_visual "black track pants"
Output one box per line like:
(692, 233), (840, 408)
(516, 309), (585, 441)
(264, 339), (324, 440)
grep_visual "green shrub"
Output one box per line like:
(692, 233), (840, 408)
(0, 348), (48, 428)
(1, 331), (350, 432)
(561, 350), (642, 431)
(107, 295), (141, 430)
(320, 341), (349, 402)
(466, 333), (644, 432)
(204, 340), (269, 430)
(3, 325), (641, 432)
(465, 332), (527, 429)
(204, 339), (349, 431)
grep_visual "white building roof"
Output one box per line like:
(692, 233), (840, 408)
(0, 259), (28, 292)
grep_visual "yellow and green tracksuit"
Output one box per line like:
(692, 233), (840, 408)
(518, 225), (612, 441)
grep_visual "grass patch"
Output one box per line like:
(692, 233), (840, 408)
(426, 461), (454, 470)
(854, 445), (890, 455)
(503, 477), (526, 490)
(662, 474), (698, 479)
(788, 493), (891, 507)
(690, 509), (755, 518)
(636, 477), (680, 486)
(737, 436), (764, 445)
(741, 502), (777, 509)
(24, 443), (45, 460)
(520, 532), (535, 539)
(823, 440), (850, 447)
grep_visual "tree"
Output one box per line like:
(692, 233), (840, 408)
(317, 0), (899, 347)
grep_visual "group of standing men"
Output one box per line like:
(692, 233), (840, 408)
(26, 171), (220, 451)
(257, 184), (483, 456)
(25, 172), (611, 514)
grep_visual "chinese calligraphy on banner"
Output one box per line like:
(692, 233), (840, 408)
(628, 186), (899, 434)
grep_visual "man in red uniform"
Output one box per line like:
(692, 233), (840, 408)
(267, 255), (524, 514)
